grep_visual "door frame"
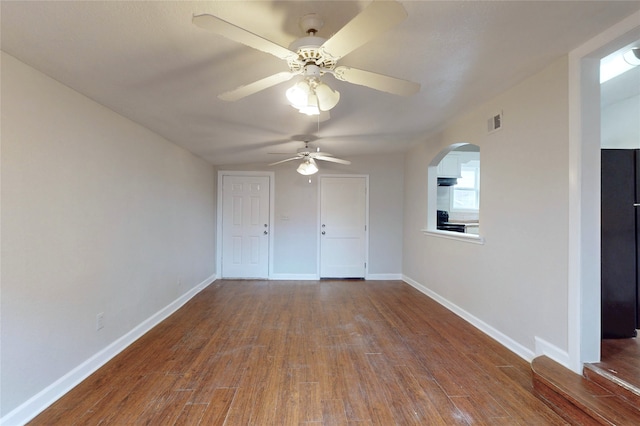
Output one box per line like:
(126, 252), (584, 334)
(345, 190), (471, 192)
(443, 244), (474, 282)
(217, 171), (275, 279)
(567, 11), (640, 373)
(317, 174), (370, 279)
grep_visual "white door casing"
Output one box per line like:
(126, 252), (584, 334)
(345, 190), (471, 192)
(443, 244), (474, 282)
(319, 176), (368, 278)
(220, 174), (270, 278)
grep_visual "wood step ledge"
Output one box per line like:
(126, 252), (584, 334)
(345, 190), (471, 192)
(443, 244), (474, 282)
(584, 361), (640, 408)
(531, 356), (640, 425)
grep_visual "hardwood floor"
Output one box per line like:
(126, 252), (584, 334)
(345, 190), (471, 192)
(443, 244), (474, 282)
(531, 338), (640, 424)
(597, 336), (640, 392)
(29, 280), (565, 425)
(584, 336), (640, 407)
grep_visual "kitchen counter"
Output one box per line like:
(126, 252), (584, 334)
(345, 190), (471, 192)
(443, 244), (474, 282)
(446, 222), (480, 234)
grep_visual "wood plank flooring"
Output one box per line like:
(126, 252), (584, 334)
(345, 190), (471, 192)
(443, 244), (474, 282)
(532, 355), (640, 425)
(531, 335), (640, 424)
(596, 337), (640, 392)
(29, 280), (566, 425)
(584, 337), (640, 407)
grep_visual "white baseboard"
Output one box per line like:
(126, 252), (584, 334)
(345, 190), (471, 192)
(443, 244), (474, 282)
(1, 274), (216, 426)
(535, 336), (571, 367)
(366, 273), (403, 280)
(268, 274), (319, 280)
(267, 274), (403, 281)
(402, 274), (536, 362)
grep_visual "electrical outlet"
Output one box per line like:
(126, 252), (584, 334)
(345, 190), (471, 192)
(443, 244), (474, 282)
(96, 312), (104, 331)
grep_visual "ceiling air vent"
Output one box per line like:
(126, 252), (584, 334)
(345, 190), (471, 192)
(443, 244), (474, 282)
(488, 112), (503, 133)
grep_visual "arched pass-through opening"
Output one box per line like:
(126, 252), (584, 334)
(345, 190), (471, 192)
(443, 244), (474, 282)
(425, 143), (483, 244)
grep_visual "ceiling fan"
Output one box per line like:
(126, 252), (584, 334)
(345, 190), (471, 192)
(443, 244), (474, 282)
(192, 1), (420, 113)
(268, 141), (351, 175)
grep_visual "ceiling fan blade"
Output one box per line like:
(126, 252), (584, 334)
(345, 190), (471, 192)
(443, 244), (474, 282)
(314, 155), (351, 165)
(320, 1), (407, 61)
(219, 71), (296, 101)
(333, 66), (420, 96)
(193, 14), (297, 61)
(268, 156), (301, 166)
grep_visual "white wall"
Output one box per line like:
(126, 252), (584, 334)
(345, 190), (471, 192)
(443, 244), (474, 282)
(220, 152), (404, 278)
(601, 91), (640, 148)
(1, 52), (217, 419)
(403, 56), (570, 360)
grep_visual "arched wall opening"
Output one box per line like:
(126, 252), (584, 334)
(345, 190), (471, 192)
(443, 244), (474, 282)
(426, 143), (481, 240)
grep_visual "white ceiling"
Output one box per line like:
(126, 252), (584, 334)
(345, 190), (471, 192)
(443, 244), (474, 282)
(601, 60), (640, 108)
(2, 1), (639, 166)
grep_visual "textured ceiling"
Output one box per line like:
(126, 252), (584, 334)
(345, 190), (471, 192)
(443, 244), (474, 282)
(2, 1), (639, 166)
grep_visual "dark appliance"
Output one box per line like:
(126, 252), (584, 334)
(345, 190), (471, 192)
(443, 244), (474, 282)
(601, 149), (639, 338)
(436, 210), (465, 233)
(438, 177), (458, 186)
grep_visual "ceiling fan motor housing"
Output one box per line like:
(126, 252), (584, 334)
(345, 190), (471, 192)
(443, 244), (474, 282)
(297, 142), (312, 155)
(288, 36), (337, 72)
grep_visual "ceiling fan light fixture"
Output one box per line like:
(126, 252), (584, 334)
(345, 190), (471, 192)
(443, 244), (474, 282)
(623, 47), (640, 66)
(601, 46), (640, 83)
(291, 91), (320, 116)
(195, 2), (420, 106)
(302, 93), (320, 115)
(287, 75), (339, 115)
(297, 158), (319, 175)
(286, 80), (311, 106)
(297, 105), (320, 116)
(315, 82), (340, 111)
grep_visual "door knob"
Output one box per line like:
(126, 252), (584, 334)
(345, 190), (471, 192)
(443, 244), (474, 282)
(264, 230), (268, 235)
(321, 231), (326, 235)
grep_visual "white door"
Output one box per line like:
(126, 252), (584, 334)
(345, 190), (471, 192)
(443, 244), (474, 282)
(320, 176), (367, 278)
(221, 175), (270, 278)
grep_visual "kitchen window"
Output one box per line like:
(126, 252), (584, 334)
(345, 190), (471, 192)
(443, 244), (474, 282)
(451, 159), (480, 211)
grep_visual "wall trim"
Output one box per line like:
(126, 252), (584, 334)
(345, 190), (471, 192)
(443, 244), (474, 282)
(268, 274), (319, 281)
(402, 274), (536, 362)
(0, 274), (216, 426)
(366, 273), (403, 280)
(535, 336), (571, 367)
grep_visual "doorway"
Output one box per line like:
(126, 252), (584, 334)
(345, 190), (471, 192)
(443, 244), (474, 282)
(218, 172), (273, 278)
(319, 176), (368, 278)
(569, 15), (640, 372)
